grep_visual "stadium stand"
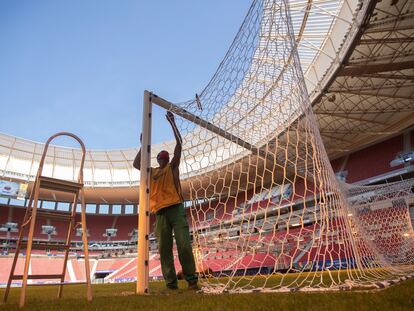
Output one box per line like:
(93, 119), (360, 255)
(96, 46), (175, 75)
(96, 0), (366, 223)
(0, 133), (413, 286)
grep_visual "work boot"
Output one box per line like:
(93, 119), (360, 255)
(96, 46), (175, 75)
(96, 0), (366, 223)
(188, 282), (200, 290)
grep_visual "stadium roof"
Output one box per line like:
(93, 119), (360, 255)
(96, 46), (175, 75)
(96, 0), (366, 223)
(313, 0), (414, 159)
(0, 0), (413, 203)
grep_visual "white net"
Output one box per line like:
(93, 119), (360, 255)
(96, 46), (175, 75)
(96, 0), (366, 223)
(343, 181), (414, 271)
(155, 0), (414, 293)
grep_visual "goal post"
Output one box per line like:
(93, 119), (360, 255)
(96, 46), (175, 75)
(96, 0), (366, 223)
(138, 86), (414, 294)
(136, 90), (259, 293)
(136, 90), (152, 294)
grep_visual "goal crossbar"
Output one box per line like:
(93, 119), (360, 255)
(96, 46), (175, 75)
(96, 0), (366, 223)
(150, 92), (314, 182)
(151, 93), (258, 154)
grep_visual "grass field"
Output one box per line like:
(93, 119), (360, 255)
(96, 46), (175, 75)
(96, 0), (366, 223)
(1, 276), (413, 311)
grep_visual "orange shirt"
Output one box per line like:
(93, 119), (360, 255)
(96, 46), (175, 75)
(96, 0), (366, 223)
(150, 163), (183, 213)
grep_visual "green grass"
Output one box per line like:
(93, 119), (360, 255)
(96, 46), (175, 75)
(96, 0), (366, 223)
(1, 277), (413, 311)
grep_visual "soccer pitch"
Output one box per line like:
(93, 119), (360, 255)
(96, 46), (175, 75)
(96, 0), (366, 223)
(1, 274), (413, 311)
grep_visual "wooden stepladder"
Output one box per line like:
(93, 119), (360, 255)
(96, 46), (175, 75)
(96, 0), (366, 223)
(3, 132), (92, 308)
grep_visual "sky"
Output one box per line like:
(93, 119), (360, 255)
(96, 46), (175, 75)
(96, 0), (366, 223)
(0, 0), (252, 149)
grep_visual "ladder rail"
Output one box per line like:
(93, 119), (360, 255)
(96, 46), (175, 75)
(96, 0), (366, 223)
(80, 189), (92, 301)
(19, 181), (41, 307)
(57, 191), (79, 298)
(2, 185), (36, 302)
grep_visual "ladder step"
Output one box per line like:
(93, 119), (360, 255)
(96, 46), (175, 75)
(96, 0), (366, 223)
(34, 209), (73, 221)
(38, 176), (83, 193)
(20, 241), (70, 251)
(12, 274), (64, 280)
(28, 281), (87, 287)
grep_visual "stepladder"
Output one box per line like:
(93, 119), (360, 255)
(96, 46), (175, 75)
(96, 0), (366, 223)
(2, 132), (92, 308)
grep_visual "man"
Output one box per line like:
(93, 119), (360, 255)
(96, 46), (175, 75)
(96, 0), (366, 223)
(133, 111), (198, 290)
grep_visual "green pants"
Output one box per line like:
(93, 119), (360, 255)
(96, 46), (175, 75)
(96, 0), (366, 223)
(155, 203), (197, 288)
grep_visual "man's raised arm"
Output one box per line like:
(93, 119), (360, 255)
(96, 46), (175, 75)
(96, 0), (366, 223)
(166, 111), (182, 169)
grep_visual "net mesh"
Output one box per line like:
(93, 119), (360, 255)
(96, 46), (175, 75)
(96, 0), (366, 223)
(159, 0), (414, 293)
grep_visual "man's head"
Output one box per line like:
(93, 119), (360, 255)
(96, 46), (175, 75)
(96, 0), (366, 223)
(157, 150), (170, 168)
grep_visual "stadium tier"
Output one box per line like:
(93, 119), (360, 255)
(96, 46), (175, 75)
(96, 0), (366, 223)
(1, 134), (412, 237)
(0, 132), (413, 287)
(332, 135), (408, 184)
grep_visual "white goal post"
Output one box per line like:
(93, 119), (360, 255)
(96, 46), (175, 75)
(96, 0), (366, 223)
(136, 91), (258, 294)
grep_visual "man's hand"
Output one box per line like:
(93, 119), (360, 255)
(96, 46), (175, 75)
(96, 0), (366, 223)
(166, 111), (175, 124)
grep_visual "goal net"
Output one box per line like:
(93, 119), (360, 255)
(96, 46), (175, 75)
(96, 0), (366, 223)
(148, 0), (414, 293)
